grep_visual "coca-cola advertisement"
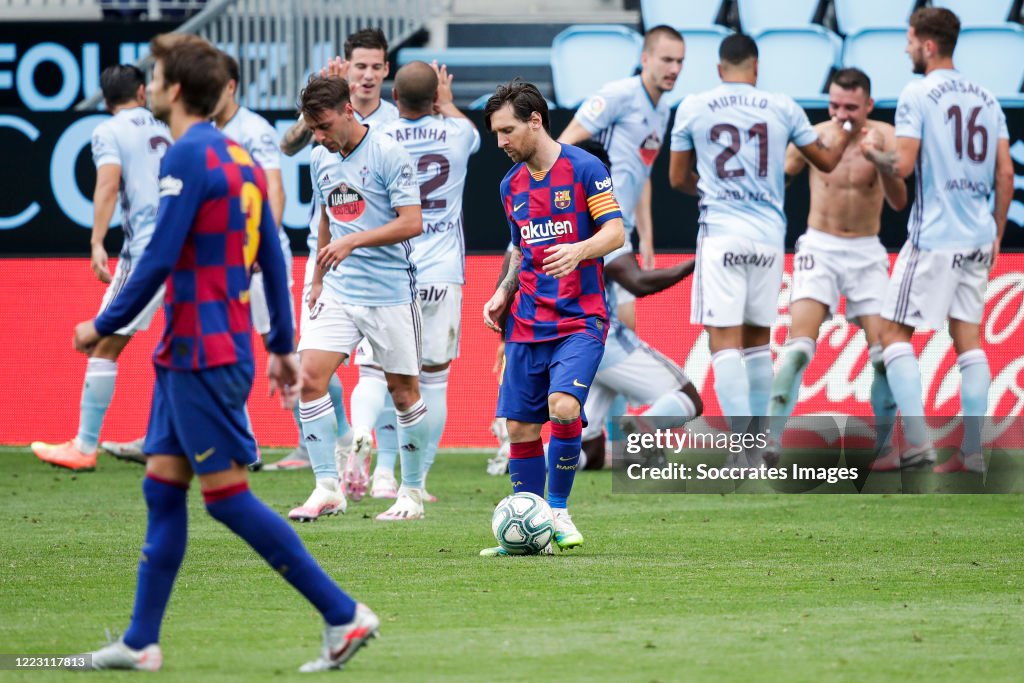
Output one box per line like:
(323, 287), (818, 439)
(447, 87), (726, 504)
(2, 253), (1022, 447)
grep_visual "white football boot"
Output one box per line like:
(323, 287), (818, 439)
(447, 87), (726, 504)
(374, 486), (424, 521)
(299, 603), (380, 672)
(78, 636), (162, 671)
(343, 428), (374, 502)
(288, 480), (347, 522)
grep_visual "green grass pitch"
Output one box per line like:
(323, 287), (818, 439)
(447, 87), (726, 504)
(1, 447), (1022, 682)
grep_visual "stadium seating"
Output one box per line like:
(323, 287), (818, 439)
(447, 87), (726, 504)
(955, 24), (1024, 99)
(640, 0), (723, 30)
(550, 24), (643, 108)
(397, 47), (552, 68)
(755, 26), (841, 103)
(833, 0), (917, 35)
(932, 0), (1018, 25)
(661, 26), (731, 107)
(736, 0), (820, 34)
(842, 28), (918, 103)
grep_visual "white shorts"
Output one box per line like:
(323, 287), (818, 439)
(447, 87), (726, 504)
(98, 260), (164, 336)
(882, 242), (991, 330)
(610, 280), (635, 308)
(250, 263), (296, 336)
(356, 282), (462, 368)
(790, 229), (889, 324)
(582, 343), (691, 440)
(297, 293), (422, 376)
(691, 233), (784, 328)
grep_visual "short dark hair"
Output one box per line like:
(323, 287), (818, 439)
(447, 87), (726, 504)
(483, 79), (549, 132)
(149, 34), (227, 118)
(910, 7), (960, 57)
(299, 76), (351, 119)
(344, 28), (388, 60)
(393, 61), (437, 113)
(643, 25), (684, 52)
(719, 33), (758, 65)
(574, 139), (611, 171)
(829, 67), (871, 97)
(100, 64), (144, 107)
(220, 52), (240, 85)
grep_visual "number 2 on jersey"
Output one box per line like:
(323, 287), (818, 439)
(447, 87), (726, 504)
(711, 122), (768, 179)
(240, 181), (262, 269)
(418, 154), (450, 210)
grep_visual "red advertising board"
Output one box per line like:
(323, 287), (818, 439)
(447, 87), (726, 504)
(2, 253), (1022, 447)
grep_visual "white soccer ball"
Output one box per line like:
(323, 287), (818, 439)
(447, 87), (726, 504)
(491, 492), (555, 555)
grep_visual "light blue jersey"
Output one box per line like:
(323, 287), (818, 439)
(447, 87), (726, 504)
(218, 105), (291, 259)
(670, 83), (818, 248)
(305, 100), (401, 254)
(598, 245), (641, 370)
(90, 106), (171, 263)
(378, 115), (480, 285)
(310, 126), (420, 305)
(895, 69), (1008, 250)
(575, 76), (670, 230)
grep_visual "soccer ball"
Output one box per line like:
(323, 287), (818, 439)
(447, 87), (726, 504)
(491, 492), (554, 555)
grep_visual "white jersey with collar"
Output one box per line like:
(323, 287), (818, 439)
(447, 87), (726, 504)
(574, 75), (670, 229)
(310, 126), (421, 305)
(895, 68), (1008, 250)
(90, 106), (171, 263)
(670, 82), (818, 248)
(378, 115), (480, 285)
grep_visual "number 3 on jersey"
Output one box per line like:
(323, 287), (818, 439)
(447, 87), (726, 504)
(240, 181), (262, 269)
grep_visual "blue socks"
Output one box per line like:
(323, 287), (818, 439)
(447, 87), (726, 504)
(509, 439), (545, 497)
(711, 349), (751, 417)
(204, 483), (356, 626)
(123, 475), (189, 649)
(76, 357), (117, 454)
(958, 349), (991, 454)
(882, 342), (928, 446)
(299, 394), (338, 479)
(396, 399), (429, 490)
(743, 345), (773, 417)
(374, 397), (398, 476)
(868, 344), (898, 451)
(547, 418), (582, 509)
(419, 369), (449, 481)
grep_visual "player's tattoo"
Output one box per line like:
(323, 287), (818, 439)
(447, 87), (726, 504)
(814, 138), (829, 150)
(280, 119), (312, 155)
(498, 249), (523, 295)
(866, 149), (899, 177)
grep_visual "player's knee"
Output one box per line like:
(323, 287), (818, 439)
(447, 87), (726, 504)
(506, 420), (540, 443)
(548, 393), (581, 422)
(388, 386), (420, 412)
(299, 368), (330, 400)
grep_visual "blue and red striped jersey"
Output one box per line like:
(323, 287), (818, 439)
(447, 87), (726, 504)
(500, 143), (621, 343)
(95, 122), (293, 370)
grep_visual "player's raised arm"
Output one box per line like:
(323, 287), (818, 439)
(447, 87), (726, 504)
(280, 117), (312, 156)
(797, 118), (853, 173)
(869, 124), (908, 210)
(605, 247), (693, 297)
(783, 141), (808, 182)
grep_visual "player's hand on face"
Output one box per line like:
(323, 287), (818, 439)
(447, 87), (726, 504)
(317, 236), (354, 271)
(73, 320), (100, 355)
(542, 243), (585, 279)
(483, 289), (509, 333)
(320, 56), (349, 80)
(90, 244), (112, 284)
(267, 353), (301, 410)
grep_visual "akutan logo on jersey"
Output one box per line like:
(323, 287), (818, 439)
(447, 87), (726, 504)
(520, 218), (574, 245)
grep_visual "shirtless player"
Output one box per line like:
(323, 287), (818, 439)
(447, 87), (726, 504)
(768, 68), (907, 455)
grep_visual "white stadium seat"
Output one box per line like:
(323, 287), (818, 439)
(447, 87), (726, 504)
(661, 26), (732, 108)
(932, 0), (1018, 25)
(640, 0), (723, 30)
(755, 26), (842, 103)
(833, 0), (918, 35)
(955, 24), (1024, 98)
(736, 0), (820, 34)
(842, 28), (919, 104)
(551, 24), (643, 109)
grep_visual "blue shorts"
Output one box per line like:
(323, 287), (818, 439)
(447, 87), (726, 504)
(496, 334), (605, 426)
(143, 361), (258, 475)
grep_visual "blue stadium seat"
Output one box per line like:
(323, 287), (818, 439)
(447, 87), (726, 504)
(755, 27), (841, 103)
(932, 0), (1017, 25)
(640, 0), (723, 29)
(661, 27), (732, 108)
(396, 47), (552, 68)
(551, 25), (643, 108)
(833, 0), (917, 35)
(842, 28), (919, 104)
(736, 0), (820, 34)
(956, 24), (1024, 98)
